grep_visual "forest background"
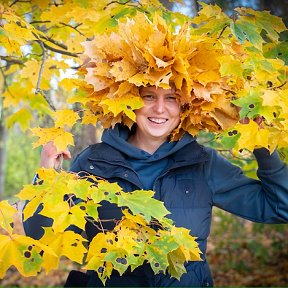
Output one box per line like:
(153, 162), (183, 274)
(0, 0), (288, 286)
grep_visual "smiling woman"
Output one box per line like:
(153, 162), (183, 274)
(23, 5), (288, 288)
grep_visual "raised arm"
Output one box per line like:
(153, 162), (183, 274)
(207, 147), (288, 223)
(23, 142), (72, 239)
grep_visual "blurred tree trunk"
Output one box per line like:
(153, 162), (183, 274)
(72, 124), (97, 158)
(0, 71), (6, 198)
(159, 0), (173, 10)
(0, 114), (7, 198)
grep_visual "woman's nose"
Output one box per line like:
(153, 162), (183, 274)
(153, 97), (165, 113)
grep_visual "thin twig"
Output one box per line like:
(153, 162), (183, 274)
(40, 35), (68, 50)
(104, 0), (131, 9)
(272, 81), (287, 90)
(59, 22), (85, 36)
(30, 20), (51, 25)
(217, 24), (229, 39)
(35, 41), (56, 111)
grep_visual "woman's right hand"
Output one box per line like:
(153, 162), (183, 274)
(40, 141), (72, 169)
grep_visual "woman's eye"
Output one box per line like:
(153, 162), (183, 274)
(142, 95), (154, 101)
(166, 96), (177, 101)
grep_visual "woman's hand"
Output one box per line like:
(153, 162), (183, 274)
(40, 141), (72, 169)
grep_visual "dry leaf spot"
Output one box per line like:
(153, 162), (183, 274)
(24, 251), (31, 258)
(100, 248), (107, 253)
(28, 245), (34, 251)
(116, 257), (127, 265)
(98, 266), (104, 273)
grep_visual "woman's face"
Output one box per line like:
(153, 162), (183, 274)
(134, 86), (181, 143)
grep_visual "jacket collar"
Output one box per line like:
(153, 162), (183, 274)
(88, 140), (209, 168)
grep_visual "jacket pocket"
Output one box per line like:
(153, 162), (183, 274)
(162, 176), (212, 209)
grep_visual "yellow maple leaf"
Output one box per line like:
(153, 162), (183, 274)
(40, 228), (87, 271)
(65, 35), (86, 54)
(101, 95), (143, 121)
(110, 59), (138, 82)
(4, 22), (36, 45)
(0, 201), (17, 234)
(3, 80), (34, 108)
(234, 121), (269, 151)
(58, 78), (78, 92)
(31, 127), (74, 152)
(81, 110), (100, 125)
(0, 35), (21, 55)
(122, 209), (147, 227)
(39, 202), (86, 233)
(0, 234), (56, 278)
(53, 109), (80, 128)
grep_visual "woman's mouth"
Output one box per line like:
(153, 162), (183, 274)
(148, 117), (168, 124)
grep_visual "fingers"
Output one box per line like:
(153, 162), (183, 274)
(40, 141), (71, 169)
(239, 116), (263, 126)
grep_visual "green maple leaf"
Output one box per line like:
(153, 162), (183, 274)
(220, 130), (241, 150)
(232, 90), (263, 119)
(235, 7), (286, 42)
(117, 190), (170, 222)
(231, 20), (263, 51)
(104, 249), (130, 276)
(264, 42), (288, 65)
(146, 232), (179, 274)
(167, 247), (187, 280)
(6, 108), (33, 132)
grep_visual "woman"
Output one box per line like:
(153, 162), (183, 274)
(24, 85), (288, 287)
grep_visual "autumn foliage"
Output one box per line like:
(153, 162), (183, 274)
(0, 0), (287, 283)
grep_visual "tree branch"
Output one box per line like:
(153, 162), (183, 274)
(42, 41), (79, 58)
(32, 32), (68, 51)
(0, 56), (24, 66)
(35, 41), (56, 111)
(9, 0), (31, 7)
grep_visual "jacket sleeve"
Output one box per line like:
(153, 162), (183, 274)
(23, 154), (84, 239)
(207, 148), (288, 223)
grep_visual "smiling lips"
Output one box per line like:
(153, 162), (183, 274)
(148, 117), (168, 124)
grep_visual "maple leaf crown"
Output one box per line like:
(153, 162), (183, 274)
(80, 11), (240, 140)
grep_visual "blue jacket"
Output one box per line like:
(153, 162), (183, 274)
(69, 136), (287, 286)
(24, 131), (288, 287)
